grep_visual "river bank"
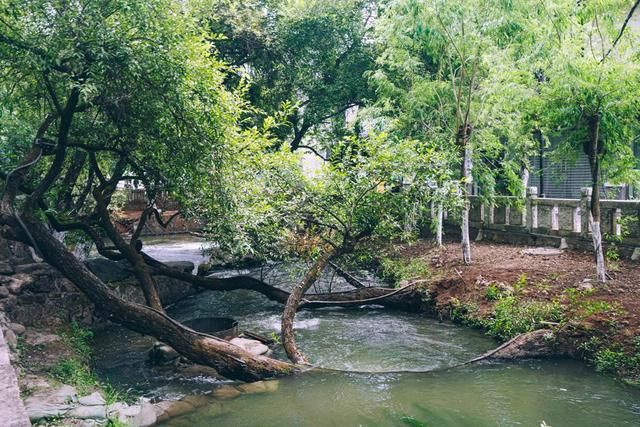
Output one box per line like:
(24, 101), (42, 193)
(3, 235), (640, 426)
(368, 238), (640, 384)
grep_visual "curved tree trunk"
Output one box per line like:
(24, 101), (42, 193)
(1, 215), (296, 381)
(281, 248), (337, 364)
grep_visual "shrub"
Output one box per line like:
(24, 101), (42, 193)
(487, 296), (563, 340)
(379, 257), (430, 285)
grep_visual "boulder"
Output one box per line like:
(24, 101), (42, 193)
(0, 261), (14, 275)
(631, 247), (640, 262)
(229, 337), (269, 356)
(149, 342), (180, 364)
(84, 258), (132, 283)
(0, 286), (9, 298)
(8, 323), (26, 336)
(164, 261), (195, 274)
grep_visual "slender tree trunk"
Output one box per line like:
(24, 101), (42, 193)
(461, 145), (473, 265)
(436, 202), (444, 247)
(587, 115), (606, 283)
(282, 247), (337, 364)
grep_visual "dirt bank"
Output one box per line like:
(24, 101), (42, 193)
(386, 239), (640, 383)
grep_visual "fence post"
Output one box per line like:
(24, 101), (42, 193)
(526, 186), (538, 231)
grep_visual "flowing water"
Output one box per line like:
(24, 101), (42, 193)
(93, 237), (640, 427)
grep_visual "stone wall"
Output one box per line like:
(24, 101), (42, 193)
(0, 319), (30, 427)
(0, 258), (197, 331)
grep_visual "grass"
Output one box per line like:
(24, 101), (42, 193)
(49, 322), (131, 404)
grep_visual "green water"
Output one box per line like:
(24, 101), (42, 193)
(161, 363), (640, 427)
(93, 239), (640, 427)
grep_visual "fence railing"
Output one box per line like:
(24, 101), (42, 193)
(454, 187), (640, 255)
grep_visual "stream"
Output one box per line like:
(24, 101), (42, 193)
(93, 236), (640, 426)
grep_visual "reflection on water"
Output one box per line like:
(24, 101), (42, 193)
(93, 237), (640, 427)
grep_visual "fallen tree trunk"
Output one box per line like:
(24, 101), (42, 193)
(281, 248), (338, 364)
(145, 254), (425, 311)
(2, 215), (297, 381)
(328, 261), (366, 289)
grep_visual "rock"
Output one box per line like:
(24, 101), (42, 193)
(4, 329), (17, 349)
(0, 295), (17, 311)
(211, 385), (241, 400)
(25, 331), (62, 346)
(8, 278), (25, 295)
(236, 380), (279, 394)
(109, 402), (141, 423)
(475, 329), (557, 361)
(24, 385), (77, 421)
(0, 261), (14, 275)
(78, 392), (106, 406)
(522, 247), (563, 256)
(578, 282), (594, 292)
(0, 286), (9, 298)
(631, 247), (640, 261)
(84, 258), (132, 283)
(67, 404), (107, 419)
(8, 323), (25, 336)
(164, 261), (195, 274)
(13, 263), (49, 275)
(181, 394), (210, 409)
(197, 262), (211, 276)
(229, 337), (269, 356)
(158, 400), (195, 419)
(559, 238), (569, 250)
(149, 342), (180, 364)
(130, 402), (158, 427)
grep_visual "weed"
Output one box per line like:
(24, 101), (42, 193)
(449, 298), (485, 328)
(269, 331), (282, 345)
(379, 257), (430, 285)
(485, 283), (506, 301)
(61, 322), (94, 363)
(50, 359), (98, 395)
(487, 296), (563, 340)
(106, 418), (130, 427)
(513, 273), (528, 294)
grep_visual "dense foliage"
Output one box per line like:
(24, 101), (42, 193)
(1, 0), (639, 269)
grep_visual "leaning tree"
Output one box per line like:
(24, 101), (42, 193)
(0, 0), (428, 376)
(0, 0), (304, 380)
